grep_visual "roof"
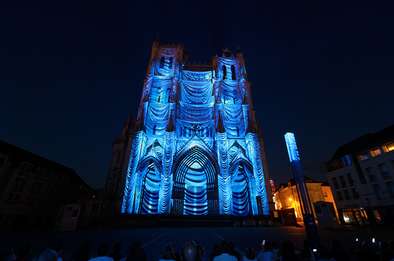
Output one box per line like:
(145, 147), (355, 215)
(0, 140), (90, 189)
(277, 176), (327, 190)
(330, 124), (394, 160)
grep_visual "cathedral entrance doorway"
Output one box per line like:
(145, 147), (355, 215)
(172, 146), (218, 215)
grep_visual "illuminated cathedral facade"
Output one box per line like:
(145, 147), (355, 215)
(120, 42), (270, 216)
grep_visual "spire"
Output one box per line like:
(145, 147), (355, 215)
(136, 109), (145, 131)
(122, 114), (135, 135)
(242, 94), (248, 105)
(247, 111), (257, 133)
(217, 111), (225, 133)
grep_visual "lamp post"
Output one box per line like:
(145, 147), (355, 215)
(284, 132), (320, 250)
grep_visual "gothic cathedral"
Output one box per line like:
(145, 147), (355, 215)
(116, 42), (270, 216)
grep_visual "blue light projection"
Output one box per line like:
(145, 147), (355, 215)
(121, 42), (269, 216)
(284, 132), (300, 163)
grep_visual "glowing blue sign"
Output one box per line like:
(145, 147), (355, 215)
(284, 132), (300, 163)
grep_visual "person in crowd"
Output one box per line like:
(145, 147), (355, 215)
(5, 243), (32, 261)
(159, 244), (179, 261)
(387, 240), (394, 261)
(181, 241), (203, 261)
(299, 239), (315, 261)
(330, 240), (348, 261)
(72, 241), (91, 261)
(354, 242), (379, 261)
(119, 242), (146, 261)
(271, 241), (279, 260)
(212, 241), (239, 261)
(37, 241), (63, 261)
(1, 248), (16, 261)
(257, 240), (275, 261)
(88, 243), (114, 261)
(316, 246), (334, 261)
(242, 248), (257, 261)
(109, 242), (121, 261)
(279, 240), (300, 261)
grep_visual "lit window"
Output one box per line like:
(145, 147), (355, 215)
(370, 148), (382, 157)
(382, 142), (394, 153)
(231, 65), (236, 80)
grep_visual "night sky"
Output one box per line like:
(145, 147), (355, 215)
(1, 0), (393, 188)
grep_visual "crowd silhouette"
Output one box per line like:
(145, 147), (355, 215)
(2, 237), (394, 261)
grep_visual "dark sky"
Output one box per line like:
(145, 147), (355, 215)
(1, 0), (393, 188)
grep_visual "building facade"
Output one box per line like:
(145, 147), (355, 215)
(326, 125), (394, 225)
(273, 178), (339, 225)
(105, 117), (136, 214)
(120, 42), (270, 216)
(0, 140), (92, 231)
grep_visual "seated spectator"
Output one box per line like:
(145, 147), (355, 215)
(330, 240), (348, 261)
(388, 240), (394, 261)
(181, 241), (203, 261)
(72, 241), (91, 261)
(37, 241), (63, 261)
(88, 243), (113, 261)
(1, 249), (16, 261)
(159, 244), (179, 261)
(109, 242), (121, 261)
(212, 241), (238, 261)
(13, 243), (32, 261)
(299, 240), (313, 261)
(257, 240), (275, 261)
(279, 240), (300, 261)
(316, 246), (334, 261)
(243, 248), (257, 261)
(120, 242), (146, 261)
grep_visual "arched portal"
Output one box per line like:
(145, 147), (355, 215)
(172, 146), (218, 215)
(138, 159), (161, 214)
(183, 161), (208, 215)
(231, 164), (251, 215)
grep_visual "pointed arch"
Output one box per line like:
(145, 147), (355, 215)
(133, 156), (162, 214)
(172, 146), (219, 215)
(140, 161), (160, 214)
(229, 160), (254, 216)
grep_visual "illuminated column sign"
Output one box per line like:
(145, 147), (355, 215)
(120, 42), (270, 216)
(284, 132), (319, 248)
(284, 132), (312, 215)
(284, 132), (301, 163)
